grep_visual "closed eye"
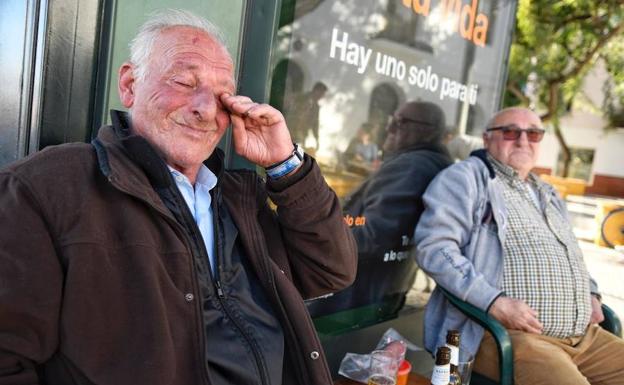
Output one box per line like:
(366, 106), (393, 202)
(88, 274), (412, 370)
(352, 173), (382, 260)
(174, 80), (194, 88)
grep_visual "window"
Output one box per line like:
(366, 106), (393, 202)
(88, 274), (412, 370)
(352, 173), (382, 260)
(557, 147), (595, 182)
(270, 0), (517, 322)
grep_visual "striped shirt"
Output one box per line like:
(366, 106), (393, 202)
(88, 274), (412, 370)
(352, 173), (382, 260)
(490, 156), (591, 338)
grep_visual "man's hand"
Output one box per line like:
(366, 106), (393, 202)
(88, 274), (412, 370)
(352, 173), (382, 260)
(488, 296), (544, 334)
(589, 295), (605, 324)
(220, 93), (294, 167)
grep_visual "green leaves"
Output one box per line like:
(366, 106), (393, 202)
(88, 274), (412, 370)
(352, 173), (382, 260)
(505, 0), (624, 119)
(504, 0), (624, 174)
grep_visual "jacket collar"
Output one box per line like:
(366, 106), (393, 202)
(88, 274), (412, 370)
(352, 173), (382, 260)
(470, 149), (496, 179)
(104, 110), (225, 188)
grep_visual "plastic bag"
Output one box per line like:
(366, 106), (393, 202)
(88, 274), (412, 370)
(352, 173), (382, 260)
(337, 328), (422, 383)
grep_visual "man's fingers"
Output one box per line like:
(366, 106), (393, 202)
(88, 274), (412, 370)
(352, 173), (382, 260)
(220, 94), (283, 126)
(590, 312), (605, 324)
(517, 308), (543, 334)
(220, 94), (253, 116)
(242, 104), (282, 125)
(220, 94), (257, 116)
(527, 317), (544, 333)
(524, 324), (543, 334)
(229, 114), (248, 154)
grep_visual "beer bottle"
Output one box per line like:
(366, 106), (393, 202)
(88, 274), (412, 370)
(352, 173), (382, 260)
(429, 346), (451, 385)
(446, 330), (462, 385)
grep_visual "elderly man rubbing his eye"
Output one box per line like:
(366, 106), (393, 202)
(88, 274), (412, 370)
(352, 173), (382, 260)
(0, 9), (356, 385)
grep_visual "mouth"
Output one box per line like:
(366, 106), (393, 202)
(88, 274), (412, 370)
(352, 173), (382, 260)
(172, 120), (214, 138)
(173, 119), (203, 131)
(510, 150), (533, 159)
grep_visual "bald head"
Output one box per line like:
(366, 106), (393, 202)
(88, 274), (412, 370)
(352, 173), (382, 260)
(486, 107), (541, 132)
(483, 107), (543, 179)
(383, 101), (446, 153)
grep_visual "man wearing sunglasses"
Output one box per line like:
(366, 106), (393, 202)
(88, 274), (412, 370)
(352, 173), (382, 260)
(414, 107), (624, 385)
(314, 101), (452, 315)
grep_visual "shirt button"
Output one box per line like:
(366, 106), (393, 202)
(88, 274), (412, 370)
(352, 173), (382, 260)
(176, 175), (184, 183)
(185, 293), (194, 302)
(310, 351), (320, 360)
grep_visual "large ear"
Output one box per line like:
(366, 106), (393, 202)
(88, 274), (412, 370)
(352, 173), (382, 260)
(118, 62), (136, 108)
(482, 131), (490, 148)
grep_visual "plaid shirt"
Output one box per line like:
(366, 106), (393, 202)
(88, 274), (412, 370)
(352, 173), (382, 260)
(490, 156), (591, 338)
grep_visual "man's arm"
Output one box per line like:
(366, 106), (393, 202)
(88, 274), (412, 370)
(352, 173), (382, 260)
(220, 93), (356, 298)
(414, 162), (502, 311)
(416, 164), (545, 333)
(346, 155), (438, 258)
(265, 156), (357, 298)
(0, 171), (62, 384)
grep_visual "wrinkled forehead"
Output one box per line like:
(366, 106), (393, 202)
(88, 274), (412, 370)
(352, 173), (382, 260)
(492, 108), (542, 128)
(153, 26), (234, 69)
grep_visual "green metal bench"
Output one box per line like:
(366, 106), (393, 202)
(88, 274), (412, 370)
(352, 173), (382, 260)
(441, 288), (622, 385)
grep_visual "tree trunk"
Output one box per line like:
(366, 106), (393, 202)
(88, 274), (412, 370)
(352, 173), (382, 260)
(553, 120), (571, 177)
(544, 83), (571, 177)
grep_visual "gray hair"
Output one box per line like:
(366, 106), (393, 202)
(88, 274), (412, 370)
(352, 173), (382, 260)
(129, 9), (228, 82)
(484, 107), (541, 136)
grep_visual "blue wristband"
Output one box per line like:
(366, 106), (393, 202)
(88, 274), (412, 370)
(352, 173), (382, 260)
(265, 144), (304, 179)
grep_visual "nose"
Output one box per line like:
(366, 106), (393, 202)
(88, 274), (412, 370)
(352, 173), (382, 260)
(515, 130), (530, 145)
(190, 88), (218, 123)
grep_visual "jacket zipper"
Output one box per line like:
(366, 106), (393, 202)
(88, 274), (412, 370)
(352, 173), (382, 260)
(240, 178), (312, 385)
(211, 188), (270, 385)
(256, 229), (311, 385)
(106, 170), (272, 385)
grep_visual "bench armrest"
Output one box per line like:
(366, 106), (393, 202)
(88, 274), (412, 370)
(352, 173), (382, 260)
(601, 303), (622, 338)
(441, 288), (514, 385)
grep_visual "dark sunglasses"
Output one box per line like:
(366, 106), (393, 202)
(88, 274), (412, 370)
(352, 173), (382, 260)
(389, 116), (432, 130)
(486, 124), (545, 143)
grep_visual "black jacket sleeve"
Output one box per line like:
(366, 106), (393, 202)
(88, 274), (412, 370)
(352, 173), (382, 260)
(266, 156), (358, 298)
(345, 152), (446, 258)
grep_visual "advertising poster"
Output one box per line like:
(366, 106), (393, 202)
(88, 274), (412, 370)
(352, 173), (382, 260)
(270, 0), (517, 318)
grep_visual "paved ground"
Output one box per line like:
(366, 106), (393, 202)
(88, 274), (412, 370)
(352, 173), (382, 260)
(580, 240), (624, 320)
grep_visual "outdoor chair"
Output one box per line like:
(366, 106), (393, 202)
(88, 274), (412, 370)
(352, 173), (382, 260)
(440, 288), (622, 385)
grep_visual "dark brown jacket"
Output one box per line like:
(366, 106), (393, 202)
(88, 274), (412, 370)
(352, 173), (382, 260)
(0, 123), (356, 385)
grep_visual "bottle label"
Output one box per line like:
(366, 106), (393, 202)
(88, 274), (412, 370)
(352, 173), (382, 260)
(431, 364), (450, 385)
(446, 344), (459, 366)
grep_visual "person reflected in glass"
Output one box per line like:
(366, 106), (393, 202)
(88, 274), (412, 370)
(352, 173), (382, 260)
(342, 101), (453, 301)
(343, 122), (380, 175)
(285, 81), (328, 152)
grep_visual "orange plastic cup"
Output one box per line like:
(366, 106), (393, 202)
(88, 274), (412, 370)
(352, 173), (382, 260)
(396, 359), (411, 385)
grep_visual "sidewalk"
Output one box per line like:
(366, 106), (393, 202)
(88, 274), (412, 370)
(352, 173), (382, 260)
(580, 240), (624, 320)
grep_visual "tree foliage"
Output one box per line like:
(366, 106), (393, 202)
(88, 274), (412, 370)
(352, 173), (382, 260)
(504, 0), (624, 176)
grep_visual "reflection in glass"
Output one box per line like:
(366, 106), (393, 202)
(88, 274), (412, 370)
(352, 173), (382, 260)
(270, 0), (516, 319)
(314, 101), (452, 317)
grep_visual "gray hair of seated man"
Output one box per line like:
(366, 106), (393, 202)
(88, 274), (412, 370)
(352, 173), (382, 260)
(129, 9), (228, 83)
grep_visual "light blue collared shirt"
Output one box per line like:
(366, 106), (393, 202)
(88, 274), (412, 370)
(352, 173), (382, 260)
(168, 164), (218, 276)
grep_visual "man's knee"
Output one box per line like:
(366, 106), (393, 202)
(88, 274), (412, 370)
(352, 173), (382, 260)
(475, 331), (590, 385)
